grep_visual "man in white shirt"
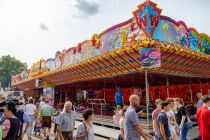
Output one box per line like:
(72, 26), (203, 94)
(166, 98), (179, 140)
(25, 98), (37, 139)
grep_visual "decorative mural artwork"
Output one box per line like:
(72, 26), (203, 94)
(60, 50), (67, 67)
(29, 59), (47, 77)
(133, 0), (162, 37)
(199, 35), (210, 54)
(63, 50), (71, 67)
(45, 59), (56, 71)
(11, 69), (30, 84)
(69, 49), (76, 64)
(12, 0), (210, 85)
(91, 34), (101, 49)
(153, 19), (189, 44)
(120, 31), (129, 46)
(99, 29), (120, 54)
(55, 52), (62, 69)
(81, 42), (92, 60)
(188, 30), (199, 51)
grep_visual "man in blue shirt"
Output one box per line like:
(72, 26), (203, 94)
(115, 87), (124, 106)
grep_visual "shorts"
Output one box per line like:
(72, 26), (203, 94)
(41, 116), (52, 128)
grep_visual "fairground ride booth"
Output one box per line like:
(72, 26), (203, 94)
(12, 0), (210, 126)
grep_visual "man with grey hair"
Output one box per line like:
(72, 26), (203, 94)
(124, 95), (149, 140)
(56, 101), (76, 140)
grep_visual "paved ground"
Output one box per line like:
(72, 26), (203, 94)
(22, 121), (200, 140)
(23, 121), (114, 140)
(23, 134), (107, 140)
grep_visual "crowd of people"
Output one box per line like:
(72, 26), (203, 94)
(0, 91), (210, 140)
(113, 93), (210, 140)
(0, 95), (95, 140)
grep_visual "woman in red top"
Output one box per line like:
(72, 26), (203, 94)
(196, 95), (210, 140)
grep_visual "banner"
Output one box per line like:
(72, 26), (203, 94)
(43, 87), (55, 106)
(140, 47), (161, 68)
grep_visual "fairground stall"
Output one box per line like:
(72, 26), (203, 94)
(12, 0), (210, 126)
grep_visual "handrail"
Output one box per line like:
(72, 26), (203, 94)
(86, 99), (108, 121)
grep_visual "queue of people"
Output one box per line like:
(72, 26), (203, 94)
(152, 98), (191, 140)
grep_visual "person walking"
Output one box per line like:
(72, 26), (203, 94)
(2, 101), (21, 140)
(115, 87), (124, 107)
(175, 98), (189, 140)
(18, 96), (25, 111)
(25, 98), (36, 140)
(119, 106), (128, 140)
(196, 92), (203, 109)
(166, 98), (179, 140)
(40, 99), (54, 140)
(34, 116), (42, 136)
(156, 101), (171, 140)
(75, 109), (94, 140)
(56, 101), (76, 140)
(0, 95), (6, 124)
(152, 99), (162, 139)
(113, 105), (122, 128)
(124, 95), (149, 140)
(13, 99), (31, 140)
(196, 95), (210, 140)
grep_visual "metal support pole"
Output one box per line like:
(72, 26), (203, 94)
(199, 80), (203, 95)
(190, 80), (193, 103)
(207, 79), (209, 95)
(145, 70), (149, 126)
(166, 77), (169, 98)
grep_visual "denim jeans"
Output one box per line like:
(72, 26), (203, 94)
(180, 122), (189, 140)
(27, 115), (35, 138)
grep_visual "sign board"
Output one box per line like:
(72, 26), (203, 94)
(43, 87), (55, 106)
(140, 47), (161, 68)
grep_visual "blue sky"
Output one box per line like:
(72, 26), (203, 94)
(0, 0), (210, 67)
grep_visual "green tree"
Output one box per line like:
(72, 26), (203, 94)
(0, 55), (27, 89)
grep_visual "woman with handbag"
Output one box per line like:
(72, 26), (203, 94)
(74, 109), (94, 140)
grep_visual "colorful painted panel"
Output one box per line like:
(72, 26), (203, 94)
(43, 87), (54, 106)
(55, 53), (62, 68)
(153, 19), (189, 46)
(69, 49), (76, 64)
(81, 42), (92, 60)
(63, 51), (71, 67)
(99, 28), (122, 54)
(199, 35), (210, 54)
(133, 1), (161, 37)
(46, 59), (56, 71)
(188, 30), (199, 51)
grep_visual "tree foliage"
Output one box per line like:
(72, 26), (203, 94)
(0, 55), (27, 89)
